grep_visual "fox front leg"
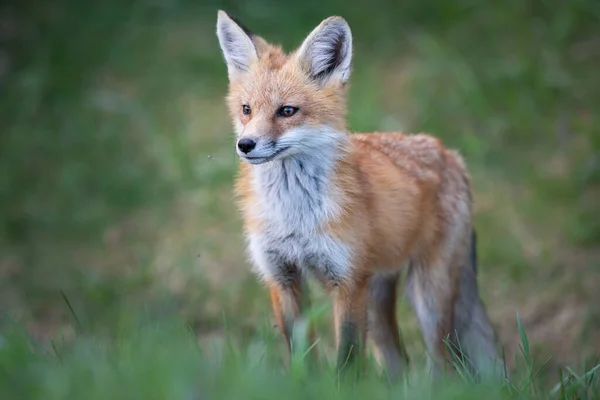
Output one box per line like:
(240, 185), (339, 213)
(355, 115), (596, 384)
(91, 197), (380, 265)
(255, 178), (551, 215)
(332, 275), (369, 377)
(268, 266), (316, 362)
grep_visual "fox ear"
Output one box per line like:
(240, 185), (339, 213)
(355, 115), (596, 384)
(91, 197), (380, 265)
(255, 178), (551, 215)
(296, 16), (353, 84)
(216, 10), (258, 78)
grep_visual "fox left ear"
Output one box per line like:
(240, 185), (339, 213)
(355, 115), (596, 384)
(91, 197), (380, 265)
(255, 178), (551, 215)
(296, 16), (353, 85)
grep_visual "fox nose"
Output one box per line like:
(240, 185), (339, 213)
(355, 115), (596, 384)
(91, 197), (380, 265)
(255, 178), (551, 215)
(237, 138), (256, 154)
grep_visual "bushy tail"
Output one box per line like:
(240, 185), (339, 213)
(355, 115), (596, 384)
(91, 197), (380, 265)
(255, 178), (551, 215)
(454, 228), (505, 379)
(470, 229), (478, 276)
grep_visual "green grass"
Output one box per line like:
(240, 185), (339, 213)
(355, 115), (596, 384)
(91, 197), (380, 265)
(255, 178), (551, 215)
(1, 0), (600, 397)
(0, 312), (598, 399)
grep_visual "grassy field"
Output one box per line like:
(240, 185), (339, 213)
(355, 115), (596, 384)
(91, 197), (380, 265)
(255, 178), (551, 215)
(1, 0), (599, 397)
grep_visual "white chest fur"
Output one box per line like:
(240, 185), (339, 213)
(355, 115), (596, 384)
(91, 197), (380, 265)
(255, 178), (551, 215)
(245, 149), (352, 286)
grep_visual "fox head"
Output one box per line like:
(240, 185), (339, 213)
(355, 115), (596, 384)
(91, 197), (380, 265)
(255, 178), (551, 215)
(216, 11), (353, 164)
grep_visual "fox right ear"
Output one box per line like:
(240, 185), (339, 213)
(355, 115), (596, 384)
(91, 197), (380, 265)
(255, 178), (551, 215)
(216, 11), (258, 79)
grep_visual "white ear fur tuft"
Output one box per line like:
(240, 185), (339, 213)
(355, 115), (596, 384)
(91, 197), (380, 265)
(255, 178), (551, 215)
(216, 11), (258, 78)
(296, 17), (353, 84)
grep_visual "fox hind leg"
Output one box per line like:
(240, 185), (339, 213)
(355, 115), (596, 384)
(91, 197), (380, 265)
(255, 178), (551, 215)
(405, 258), (460, 376)
(406, 231), (502, 379)
(368, 272), (409, 379)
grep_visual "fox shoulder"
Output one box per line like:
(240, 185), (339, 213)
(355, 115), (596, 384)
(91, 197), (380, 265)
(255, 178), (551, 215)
(351, 132), (447, 185)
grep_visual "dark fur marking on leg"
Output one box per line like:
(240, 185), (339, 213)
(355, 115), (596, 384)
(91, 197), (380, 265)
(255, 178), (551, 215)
(337, 320), (359, 368)
(269, 260), (300, 287)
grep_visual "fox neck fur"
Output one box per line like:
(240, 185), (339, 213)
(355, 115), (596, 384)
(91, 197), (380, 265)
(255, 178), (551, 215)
(239, 126), (356, 285)
(250, 126), (348, 232)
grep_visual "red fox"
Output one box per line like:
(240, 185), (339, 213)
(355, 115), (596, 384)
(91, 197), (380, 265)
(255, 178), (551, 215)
(216, 11), (503, 378)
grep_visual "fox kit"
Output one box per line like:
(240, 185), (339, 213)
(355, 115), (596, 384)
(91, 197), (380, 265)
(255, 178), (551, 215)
(216, 11), (502, 378)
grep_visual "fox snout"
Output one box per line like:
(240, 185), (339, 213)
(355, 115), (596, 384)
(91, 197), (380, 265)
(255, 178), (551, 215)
(235, 136), (286, 164)
(237, 138), (256, 154)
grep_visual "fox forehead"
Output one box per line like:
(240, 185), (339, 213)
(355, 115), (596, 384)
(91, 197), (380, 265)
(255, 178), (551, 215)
(228, 64), (310, 108)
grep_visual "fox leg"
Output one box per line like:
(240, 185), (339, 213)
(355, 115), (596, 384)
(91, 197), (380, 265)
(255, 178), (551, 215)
(405, 257), (461, 376)
(368, 272), (409, 378)
(268, 265), (315, 360)
(333, 274), (370, 376)
(407, 234), (502, 379)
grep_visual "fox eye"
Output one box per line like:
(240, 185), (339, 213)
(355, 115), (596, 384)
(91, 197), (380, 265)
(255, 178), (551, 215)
(277, 106), (299, 118)
(242, 105), (251, 115)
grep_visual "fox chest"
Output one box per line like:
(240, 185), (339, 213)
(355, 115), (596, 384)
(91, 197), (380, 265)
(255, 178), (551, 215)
(248, 227), (352, 286)
(245, 158), (352, 285)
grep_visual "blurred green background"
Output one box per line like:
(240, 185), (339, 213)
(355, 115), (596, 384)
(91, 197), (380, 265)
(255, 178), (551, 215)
(1, 0), (599, 382)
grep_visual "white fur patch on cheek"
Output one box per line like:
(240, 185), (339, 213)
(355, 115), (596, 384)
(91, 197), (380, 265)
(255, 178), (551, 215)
(277, 125), (349, 157)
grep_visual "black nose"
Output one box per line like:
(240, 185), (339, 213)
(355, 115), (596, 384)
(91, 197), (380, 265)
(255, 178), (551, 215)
(237, 138), (256, 154)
